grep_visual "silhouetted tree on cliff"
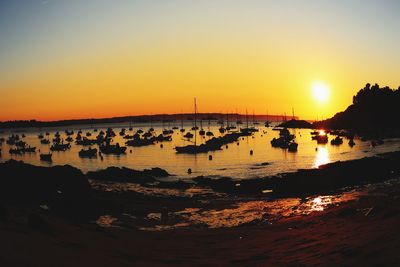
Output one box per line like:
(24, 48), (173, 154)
(314, 83), (400, 132)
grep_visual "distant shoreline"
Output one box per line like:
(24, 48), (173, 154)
(0, 113), (299, 130)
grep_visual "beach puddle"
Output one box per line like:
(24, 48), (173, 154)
(138, 191), (364, 231)
(91, 180), (224, 198)
(96, 215), (119, 228)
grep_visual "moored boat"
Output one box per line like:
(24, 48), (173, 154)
(79, 147), (98, 158)
(40, 153), (52, 162)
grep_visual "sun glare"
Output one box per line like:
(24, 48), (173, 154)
(312, 82), (330, 103)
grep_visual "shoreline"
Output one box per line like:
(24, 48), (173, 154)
(0, 178), (399, 266)
(0, 152), (400, 265)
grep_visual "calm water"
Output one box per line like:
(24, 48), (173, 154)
(1, 121), (400, 180)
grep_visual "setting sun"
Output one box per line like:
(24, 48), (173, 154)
(312, 82), (330, 104)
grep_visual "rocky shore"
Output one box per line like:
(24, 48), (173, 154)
(0, 152), (399, 266)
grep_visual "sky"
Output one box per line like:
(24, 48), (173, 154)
(1, 0), (400, 121)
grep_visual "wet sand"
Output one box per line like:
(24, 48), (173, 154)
(0, 152), (400, 266)
(0, 182), (399, 266)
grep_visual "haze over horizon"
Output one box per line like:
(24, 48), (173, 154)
(1, 0), (400, 121)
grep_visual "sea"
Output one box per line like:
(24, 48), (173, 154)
(1, 121), (399, 180)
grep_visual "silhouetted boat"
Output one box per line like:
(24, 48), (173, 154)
(239, 110), (258, 135)
(180, 116), (186, 132)
(79, 147), (98, 158)
(348, 138), (356, 147)
(99, 142), (126, 155)
(106, 128), (116, 137)
(271, 137), (289, 148)
(9, 148), (22, 155)
(38, 134), (44, 139)
(40, 153), (52, 162)
(184, 132), (194, 139)
(126, 138), (155, 147)
(288, 141), (298, 152)
(6, 135), (19, 145)
(331, 136), (343, 145)
(65, 136), (73, 142)
(41, 139), (50, 145)
(21, 146), (36, 153)
(123, 134), (134, 139)
(176, 132), (243, 154)
(15, 140), (27, 147)
(271, 128), (296, 149)
(50, 143), (71, 151)
(76, 137), (97, 146)
(155, 134), (172, 142)
(313, 131), (329, 144)
(143, 131), (153, 138)
(163, 129), (173, 135)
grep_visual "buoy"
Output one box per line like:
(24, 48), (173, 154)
(187, 168), (192, 174)
(237, 142), (239, 145)
(315, 147), (318, 151)
(208, 155), (212, 160)
(130, 150), (132, 153)
(160, 144), (163, 148)
(250, 150), (253, 155)
(226, 145), (228, 149)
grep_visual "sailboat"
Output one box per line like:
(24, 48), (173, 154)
(240, 109), (257, 135)
(218, 114), (226, 134)
(191, 99), (199, 131)
(265, 109), (270, 127)
(199, 119), (205, 136)
(206, 115), (214, 136)
(180, 113), (185, 133)
(236, 110), (243, 125)
(225, 113), (231, 131)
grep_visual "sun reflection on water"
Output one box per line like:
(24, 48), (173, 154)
(314, 146), (330, 168)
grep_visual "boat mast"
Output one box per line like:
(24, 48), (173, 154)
(194, 97), (197, 146)
(246, 109), (249, 128)
(181, 112), (183, 129)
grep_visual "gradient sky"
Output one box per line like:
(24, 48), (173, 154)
(1, 0), (399, 121)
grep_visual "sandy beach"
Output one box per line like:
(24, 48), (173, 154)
(0, 152), (399, 266)
(0, 181), (399, 266)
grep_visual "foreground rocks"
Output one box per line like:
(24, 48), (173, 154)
(194, 151), (400, 198)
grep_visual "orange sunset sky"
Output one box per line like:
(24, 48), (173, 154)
(1, 1), (399, 121)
